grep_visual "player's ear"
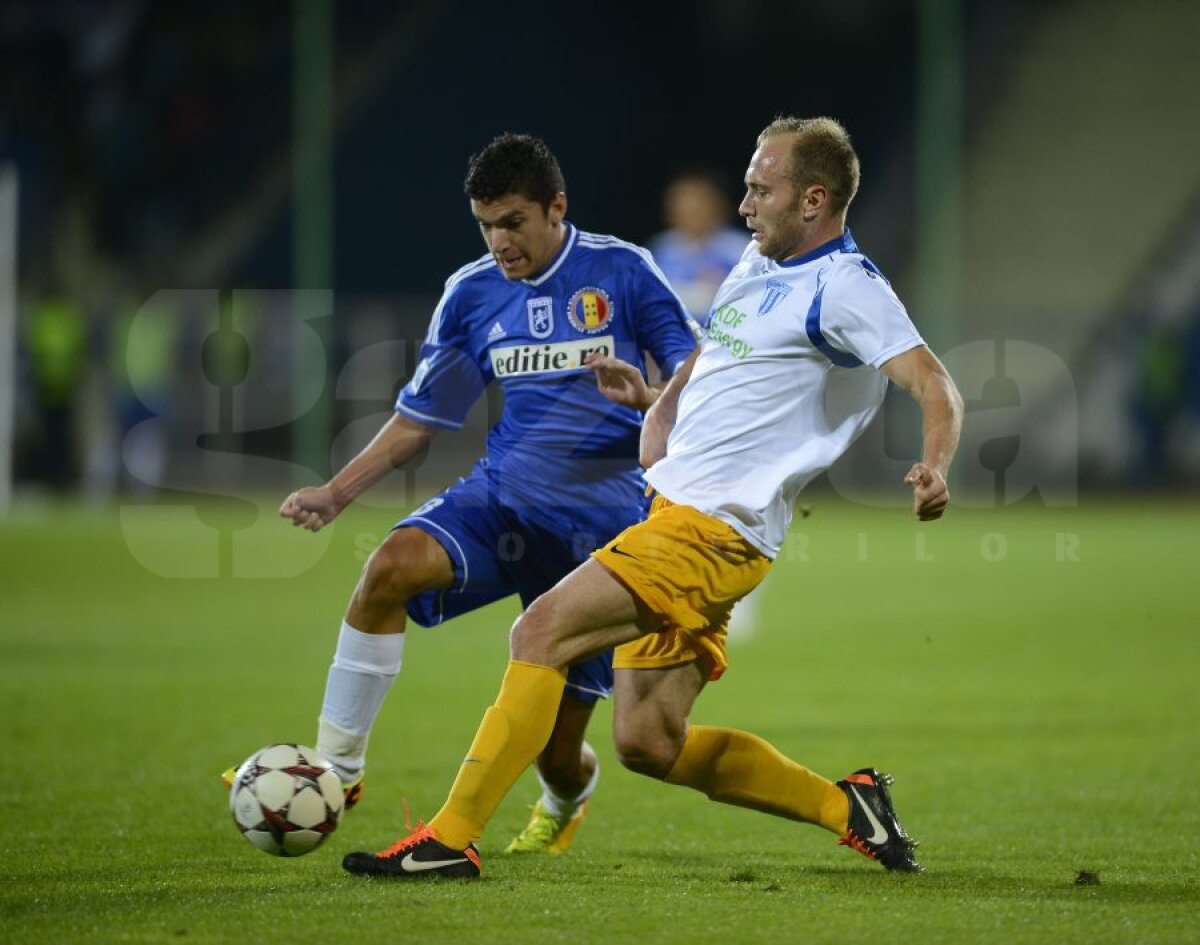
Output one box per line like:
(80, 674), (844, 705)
(802, 184), (826, 222)
(547, 192), (567, 225)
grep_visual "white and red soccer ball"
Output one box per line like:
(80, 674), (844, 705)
(229, 744), (343, 857)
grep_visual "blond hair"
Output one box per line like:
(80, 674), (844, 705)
(757, 116), (860, 217)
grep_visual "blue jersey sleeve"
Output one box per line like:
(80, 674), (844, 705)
(628, 249), (701, 378)
(395, 283), (487, 430)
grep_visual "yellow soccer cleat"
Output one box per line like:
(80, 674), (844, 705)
(504, 799), (588, 854)
(221, 764), (365, 811)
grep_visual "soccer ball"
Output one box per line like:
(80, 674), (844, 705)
(229, 744), (344, 857)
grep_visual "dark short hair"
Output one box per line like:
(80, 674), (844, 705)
(463, 133), (566, 209)
(758, 116), (860, 217)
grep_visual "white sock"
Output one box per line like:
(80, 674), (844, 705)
(537, 747), (600, 818)
(316, 621), (405, 781)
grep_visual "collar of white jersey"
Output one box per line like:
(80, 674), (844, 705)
(775, 228), (858, 268)
(522, 222), (578, 287)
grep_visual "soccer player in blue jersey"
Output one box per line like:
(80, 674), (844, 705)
(235, 133), (698, 854)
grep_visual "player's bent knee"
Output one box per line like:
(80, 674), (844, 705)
(613, 730), (679, 781)
(510, 594), (571, 666)
(360, 528), (449, 605)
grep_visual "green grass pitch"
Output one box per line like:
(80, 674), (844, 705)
(1, 494), (1196, 943)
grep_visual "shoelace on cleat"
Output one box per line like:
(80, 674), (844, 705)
(375, 800), (436, 859)
(518, 806), (565, 845)
(376, 822), (438, 859)
(839, 829), (879, 860)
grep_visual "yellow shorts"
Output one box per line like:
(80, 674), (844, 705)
(592, 493), (771, 681)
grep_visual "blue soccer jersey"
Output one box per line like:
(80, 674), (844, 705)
(397, 223), (699, 509)
(393, 223), (698, 703)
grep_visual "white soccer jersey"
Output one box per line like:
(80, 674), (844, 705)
(645, 229), (924, 557)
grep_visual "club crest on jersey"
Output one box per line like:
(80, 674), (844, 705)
(758, 278), (792, 316)
(567, 287), (613, 334)
(527, 297), (554, 339)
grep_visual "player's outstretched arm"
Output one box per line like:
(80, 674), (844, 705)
(881, 346), (964, 521)
(639, 348), (700, 468)
(279, 413), (437, 532)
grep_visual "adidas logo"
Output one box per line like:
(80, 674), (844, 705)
(487, 322), (507, 341)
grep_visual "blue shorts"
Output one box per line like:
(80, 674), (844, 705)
(398, 462), (649, 704)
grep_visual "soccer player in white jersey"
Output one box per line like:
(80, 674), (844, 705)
(223, 134), (698, 855)
(343, 117), (964, 879)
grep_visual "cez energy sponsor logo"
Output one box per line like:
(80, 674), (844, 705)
(490, 336), (613, 378)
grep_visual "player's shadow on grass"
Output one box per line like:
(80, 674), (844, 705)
(598, 850), (1195, 905)
(796, 866), (1195, 904)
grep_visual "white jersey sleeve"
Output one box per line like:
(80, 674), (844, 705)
(816, 258), (925, 369)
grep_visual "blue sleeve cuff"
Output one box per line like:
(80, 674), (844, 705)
(394, 401), (464, 431)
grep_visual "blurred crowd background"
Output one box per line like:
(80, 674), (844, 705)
(3, 0), (1200, 508)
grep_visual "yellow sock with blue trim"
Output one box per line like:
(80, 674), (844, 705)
(665, 724), (850, 834)
(430, 660), (566, 849)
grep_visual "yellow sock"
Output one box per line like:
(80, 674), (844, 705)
(665, 724), (850, 834)
(430, 660), (566, 849)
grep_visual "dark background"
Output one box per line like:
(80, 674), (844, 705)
(3, 0), (1199, 497)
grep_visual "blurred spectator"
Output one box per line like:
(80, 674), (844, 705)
(23, 287), (86, 489)
(1179, 315), (1200, 474)
(647, 170), (747, 324)
(1131, 306), (1200, 481)
(103, 280), (179, 495)
(1131, 324), (1185, 478)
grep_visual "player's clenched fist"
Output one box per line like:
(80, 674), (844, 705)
(903, 463), (949, 521)
(279, 485), (341, 532)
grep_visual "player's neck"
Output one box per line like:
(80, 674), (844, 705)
(528, 222), (569, 279)
(778, 220), (845, 264)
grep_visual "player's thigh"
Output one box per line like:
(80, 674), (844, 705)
(514, 537), (618, 706)
(388, 469), (513, 605)
(513, 558), (653, 668)
(611, 662), (708, 772)
(360, 525), (455, 597)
